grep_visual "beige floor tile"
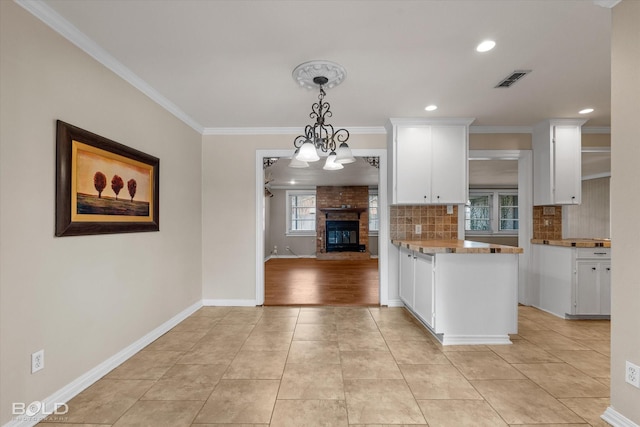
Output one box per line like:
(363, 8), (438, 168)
(194, 379), (279, 424)
(488, 340), (562, 364)
(277, 363), (344, 400)
(445, 351), (525, 380)
(222, 349), (287, 379)
(191, 306), (233, 318)
(417, 399), (508, 427)
(193, 425), (268, 427)
(54, 379), (154, 424)
(336, 318), (380, 332)
(340, 350), (403, 379)
(386, 339), (449, 365)
(140, 363), (226, 400)
(111, 400), (203, 426)
(471, 379), (584, 424)
(513, 362), (609, 398)
(105, 350), (183, 380)
(343, 379), (426, 424)
(36, 424), (110, 427)
(218, 310), (264, 325)
(203, 322), (255, 341)
(400, 364), (482, 399)
(261, 306), (300, 318)
(241, 330), (293, 351)
(287, 340), (341, 364)
(297, 309), (337, 324)
(518, 330), (588, 351)
(510, 424), (589, 427)
(144, 330), (207, 352)
(550, 350), (611, 378)
(170, 315), (219, 332)
(293, 323), (338, 341)
(377, 324), (431, 341)
(559, 397), (610, 427)
(270, 399), (348, 427)
(176, 340), (241, 365)
(253, 316), (298, 332)
(338, 331), (389, 351)
(576, 339), (610, 356)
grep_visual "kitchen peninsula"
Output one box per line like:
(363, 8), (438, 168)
(392, 239), (523, 345)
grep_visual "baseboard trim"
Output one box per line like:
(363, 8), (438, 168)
(441, 334), (512, 346)
(202, 299), (257, 307)
(1, 300), (203, 427)
(602, 407), (639, 427)
(386, 298), (404, 307)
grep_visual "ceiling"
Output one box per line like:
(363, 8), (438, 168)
(24, 0), (613, 189)
(27, 0), (613, 132)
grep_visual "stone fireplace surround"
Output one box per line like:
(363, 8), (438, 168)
(316, 186), (370, 260)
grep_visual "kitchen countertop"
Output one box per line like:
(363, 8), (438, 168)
(392, 239), (523, 254)
(530, 238), (611, 248)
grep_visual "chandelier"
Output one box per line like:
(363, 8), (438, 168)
(290, 61), (355, 170)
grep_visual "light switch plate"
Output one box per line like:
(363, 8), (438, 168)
(415, 224), (422, 235)
(447, 205), (454, 214)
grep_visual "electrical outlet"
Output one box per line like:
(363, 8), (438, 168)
(446, 205), (454, 215)
(286, 246), (290, 251)
(415, 224), (422, 235)
(626, 361), (640, 388)
(31, 350), (44, 374)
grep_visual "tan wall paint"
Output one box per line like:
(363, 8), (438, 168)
(469, 133), (532, 150)
(201, 133), (386, 301)
(582, 133), (611, 147)
(0, 3), (202, 423)
(610, 0), (640, 423)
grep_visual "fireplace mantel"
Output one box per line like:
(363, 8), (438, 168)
(319, 207), (367, 219)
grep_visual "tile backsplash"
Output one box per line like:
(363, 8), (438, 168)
(390, 205), (458, 240)
(532, 205), (563, 239)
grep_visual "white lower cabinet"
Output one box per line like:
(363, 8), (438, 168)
(398, 248), (435, 329)
(532, 245), (611, 318)
(413, 253), (435, 329)
(575, 260), (611, 316)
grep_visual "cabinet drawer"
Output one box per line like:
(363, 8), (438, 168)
(576, 248), (611, 259)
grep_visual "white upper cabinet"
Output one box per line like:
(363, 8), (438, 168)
(387, 118), (474, 205)
(533, 119), (586, 205)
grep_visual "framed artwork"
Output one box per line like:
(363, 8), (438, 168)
(55, 120), (159, 236)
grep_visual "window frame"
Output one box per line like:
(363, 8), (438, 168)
(368, 190), (379, 235)
(465, 189), (518, 236)
(285, 189), (317, 236)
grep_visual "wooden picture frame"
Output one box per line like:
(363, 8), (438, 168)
(55, 120), (159, 236)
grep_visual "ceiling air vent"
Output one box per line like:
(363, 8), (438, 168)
(495, 70), (532, 88)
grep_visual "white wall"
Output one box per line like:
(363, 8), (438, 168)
(0, 3), (203, 423)
(608, 1), (640, 424)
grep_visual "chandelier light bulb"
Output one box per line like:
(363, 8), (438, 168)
(296, 140), (320, 162)
(335, 142), (356, 164)
(288, 149), (310, 168)
(323, 151), (344, 170)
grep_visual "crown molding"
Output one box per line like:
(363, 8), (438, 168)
(202, 126), (386, 136)
(593, 0), (622, 8)
(15, 0), (204, 134)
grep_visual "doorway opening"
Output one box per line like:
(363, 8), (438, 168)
(255, 149), (389, 307)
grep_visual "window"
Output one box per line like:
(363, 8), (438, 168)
(369, 191), (379, 233)
(286, 190), (316, 235)
(465, 191), (518, 234)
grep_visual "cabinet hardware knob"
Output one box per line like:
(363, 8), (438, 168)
(594, 252), (608, 255)
(606, 267), (611, 271)
(592, 267), (597, 271)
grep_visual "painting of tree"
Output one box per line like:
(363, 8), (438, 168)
(127, 178), (137, 202)
(94, 171), (107, 198)
(111, 174), (124, 200)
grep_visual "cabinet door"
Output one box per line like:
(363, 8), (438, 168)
(600, 263), (611, 315)
(430, 126), (468, 204)
(395, 127), (431, 204)
(575, 261), (599, 314)
(399, 247), (415, 308)
(553, 125), (581, 204)
(413, 253), (435, 328)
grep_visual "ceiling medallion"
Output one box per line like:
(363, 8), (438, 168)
(292, 60), (347, 90)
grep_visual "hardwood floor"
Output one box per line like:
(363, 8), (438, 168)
(264, 258), (379, 306)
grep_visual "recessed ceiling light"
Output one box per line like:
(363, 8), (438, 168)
(476, 40), (496, 52)
(579, 108), (594, 114)
(425, 105), (438, 112)
(290, 180), (295, 185)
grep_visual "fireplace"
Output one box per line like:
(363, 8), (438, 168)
(326, 220), (364, 252)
